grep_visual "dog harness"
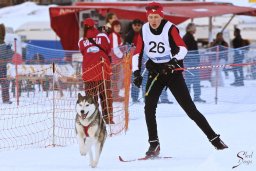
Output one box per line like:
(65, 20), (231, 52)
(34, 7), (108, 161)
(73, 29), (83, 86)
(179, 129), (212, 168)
(78, 112), (99, 137)
(83, 126), (90, 137)
(83, 119), (98, 137)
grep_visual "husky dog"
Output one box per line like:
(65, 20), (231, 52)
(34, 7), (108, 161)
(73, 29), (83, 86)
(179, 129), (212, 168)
(75, 93), (107, 168)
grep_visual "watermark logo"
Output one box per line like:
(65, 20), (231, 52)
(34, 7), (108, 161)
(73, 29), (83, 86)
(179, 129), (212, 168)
(232, 151), (253, 169)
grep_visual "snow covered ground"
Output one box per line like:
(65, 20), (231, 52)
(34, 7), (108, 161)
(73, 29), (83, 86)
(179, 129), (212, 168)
(0, 106), (255, 171)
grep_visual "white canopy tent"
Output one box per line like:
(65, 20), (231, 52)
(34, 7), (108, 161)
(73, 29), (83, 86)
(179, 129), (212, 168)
(0, 2), (59, 41)
(15, 21), (60, 40)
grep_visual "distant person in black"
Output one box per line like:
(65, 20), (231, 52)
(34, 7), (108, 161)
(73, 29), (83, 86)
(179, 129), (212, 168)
(210, 32), (229, 50)
(132, 2), (228, 157)
(210, 32), (229, 79)
(32, 53), (45, 64)
(231, 28), (245, 86)
(183, 23), (206, 103)
(124, 19), (143, 46)
(0, 23), (13, 104)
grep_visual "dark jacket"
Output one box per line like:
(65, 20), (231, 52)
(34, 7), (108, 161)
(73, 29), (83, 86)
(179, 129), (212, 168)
(232, 35), (245, 63)
(124, 30), (135, 45)
(183, 32), (199, 65)
(232, 36), (243, 49)
(0, 43), (13, 78)
(183, 32), (198, 51)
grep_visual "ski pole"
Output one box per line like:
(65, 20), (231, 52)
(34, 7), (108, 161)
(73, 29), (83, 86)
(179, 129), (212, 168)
(174, 61), (256, 71)
(145, 73), (159, 96)
(176, 63), (194, 76)
(141, 68), (147, 77)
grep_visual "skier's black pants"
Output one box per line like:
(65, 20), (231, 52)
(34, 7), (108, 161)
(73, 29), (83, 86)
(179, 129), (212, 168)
(144, 71), (217, 142)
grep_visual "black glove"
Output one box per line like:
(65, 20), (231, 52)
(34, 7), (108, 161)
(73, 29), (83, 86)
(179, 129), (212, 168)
(146, 60), (154, 71)
(168, 58), (179, 69)
(133, 70), (143, 88)
(161, 58), (179, 75)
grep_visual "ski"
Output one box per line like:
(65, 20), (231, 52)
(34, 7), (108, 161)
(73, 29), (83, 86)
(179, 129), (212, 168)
(118, 155), (172, 162)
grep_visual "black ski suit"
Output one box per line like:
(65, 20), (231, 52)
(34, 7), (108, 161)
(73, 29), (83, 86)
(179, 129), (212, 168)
(133, 19), (218, 143)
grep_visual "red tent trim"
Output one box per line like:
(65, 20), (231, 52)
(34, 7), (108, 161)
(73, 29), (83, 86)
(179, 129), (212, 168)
(49, 2), (256, 50)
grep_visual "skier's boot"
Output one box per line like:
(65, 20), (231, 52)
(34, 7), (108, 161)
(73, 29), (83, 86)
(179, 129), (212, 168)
(145, 140), (160, 157)
(210, 134), (228, 150)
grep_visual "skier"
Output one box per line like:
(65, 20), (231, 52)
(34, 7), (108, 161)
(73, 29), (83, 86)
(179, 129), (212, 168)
(132, 2), (228, 157)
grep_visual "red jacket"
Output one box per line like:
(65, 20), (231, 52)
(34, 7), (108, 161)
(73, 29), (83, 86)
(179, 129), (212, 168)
(78, 30), (111, 81)
(108, 31), (123, 64)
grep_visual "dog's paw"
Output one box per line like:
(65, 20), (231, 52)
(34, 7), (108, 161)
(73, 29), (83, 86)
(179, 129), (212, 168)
(90, 161), (98, 168)
(79, 148), (87, 156)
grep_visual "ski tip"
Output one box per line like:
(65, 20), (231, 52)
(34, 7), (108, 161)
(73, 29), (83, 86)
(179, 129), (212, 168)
(118, 156), (137, 162)
(118, 156), (125, 162)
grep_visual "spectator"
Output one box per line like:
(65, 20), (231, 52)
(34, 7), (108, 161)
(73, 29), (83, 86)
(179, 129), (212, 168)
(211, 32), (229, 76)
(183, 23), (206, 103)
(210, 32), (229, 49)
(109, 20), (123, 62)
(0, 23), (13, 104)
(108, 20), (124, 101)
(11, 53), (23, 96)
(210, 32), (229, 86)
(124, 19), (143, 46)
(32, 53), (45, 64)
(78, 18), (114, 124)
(105, 13), (118, 34)
(231, 28), (245, 86)
(124, 19), (143, 103)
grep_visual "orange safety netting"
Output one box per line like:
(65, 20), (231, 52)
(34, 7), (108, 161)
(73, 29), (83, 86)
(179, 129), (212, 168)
(0, 44), (135, 151)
